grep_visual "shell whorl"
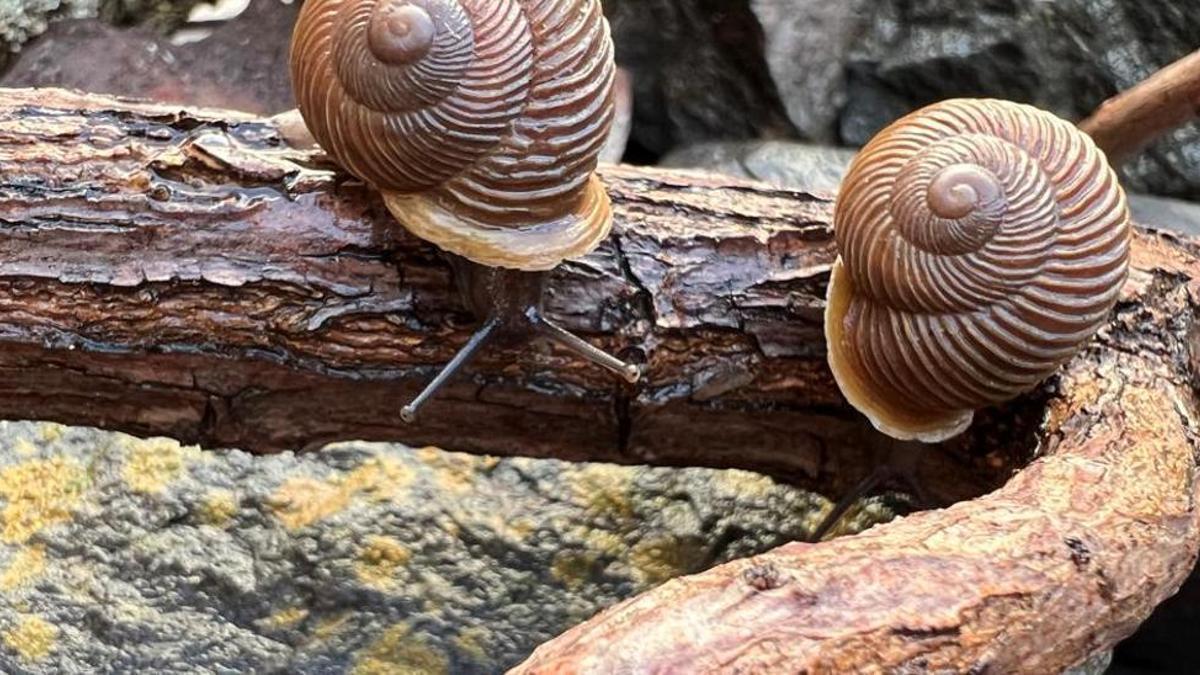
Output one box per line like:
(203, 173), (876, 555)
(826, 99), (1131, 442)
(290, 0), (617, 271)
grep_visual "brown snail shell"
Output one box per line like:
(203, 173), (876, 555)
(290, 0), (616, 271)
(826, 99), (1131, 442)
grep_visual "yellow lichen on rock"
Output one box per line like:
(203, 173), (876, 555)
(312, 612), (351, 640)
(571, 465), (635, 523)
(270, 478), (340, 530)
(2, 615), (58, 663)
(550, 550), (599, 589)
(352, 623), (449, 675)
(355, 535), (412, 590)
(271, 458), (415, 530)
(197, 490), (239, 527)
(261, 606), (309, 631)
(123, 437), (199, 494)
(12, 438), (37, 458)
(717, 470), (778, 500)
(628, 535), (705, 587)
(0, 457), (88, 543)
(415, 447), (491, 494)
(0, 545), (46, 591)
(452, 626), (491, 664)
(37, 423), (64, 444)
(582, 529), (624, 558)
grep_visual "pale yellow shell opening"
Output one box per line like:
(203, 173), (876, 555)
(382, 176), (613, 272)
(824, 257), (974, 443)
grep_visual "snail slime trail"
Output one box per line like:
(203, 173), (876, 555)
(826, 98), (1131, 442)
(289, 0), (640, 422)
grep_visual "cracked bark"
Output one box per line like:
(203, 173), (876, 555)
(0, 89), (1197, 671)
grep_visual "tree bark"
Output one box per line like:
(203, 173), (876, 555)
(0, 88), (1025, 502)
(0, 89), (1197, 672)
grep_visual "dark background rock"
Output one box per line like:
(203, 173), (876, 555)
(836, 0), (1200, 199)
(661, 140), (855, 194)
(602, 0), (797, 161)
(3, 1), (299, 115)
(751, 0), (869, 143)
(1111, 567), (1200, 674)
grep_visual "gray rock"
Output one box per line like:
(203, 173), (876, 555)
(751, 0), (870, 142)
(599, 68), (634, 163)
(661, 140), (857, 193)
(0, 0), (98, 49)
(1129, 193), (1200, 237)
(603, 0), (796, 158)
(1064, 649), (1112, 675)
(0, 421), (884, 674)
(839, 0), (1200, 199)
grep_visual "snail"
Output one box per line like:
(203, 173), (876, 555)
(289, 0), (640, 422)
(825, 99), (1131, 442)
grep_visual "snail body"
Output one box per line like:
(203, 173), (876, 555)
(290, 0), (616, 271)
(290, 0), (638, 421)
(826, 99), (1131, 442)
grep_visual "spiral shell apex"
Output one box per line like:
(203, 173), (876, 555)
(290, 0), (617, 271)
(825, 99), (1131, 442)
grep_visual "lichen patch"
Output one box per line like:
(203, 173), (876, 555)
(452, 626), (491, 664)
(628, 535), (706, 587)
(197, 490), (239, 527)
(355, 535), (412, 590)
(0, 545), (47, 591)
(0, 457), (88, 543)
(122, 437), (199, 494)
(2, 615), (58, 663)
(571, 465), (635, 523)
(260, 606), (309, 631)
(352, 623), (449, 675)
(415, 447), (492, 494)
(271, 457), (415, 530)
(11, 438), (37, 458)
(550, 550), (599, 589)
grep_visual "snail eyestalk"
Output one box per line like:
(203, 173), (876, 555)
(399, 256), (641, 424)
(400, 316), (499, 425)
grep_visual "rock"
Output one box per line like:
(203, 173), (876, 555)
(599, 68), (634, 163)
(0, 421), (893, 673)
(1065, 650), (1113, 675)
(661, 140), (856, 193)
(750, 0), (870, 143)
(3, 0), (300, 115)
(839, 0), (1200, 200)
(602, 0), (795, 159)
(0, 0), (198, 53)
(0, 0), (97, 51)
(1129, 194), (1200, 238)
